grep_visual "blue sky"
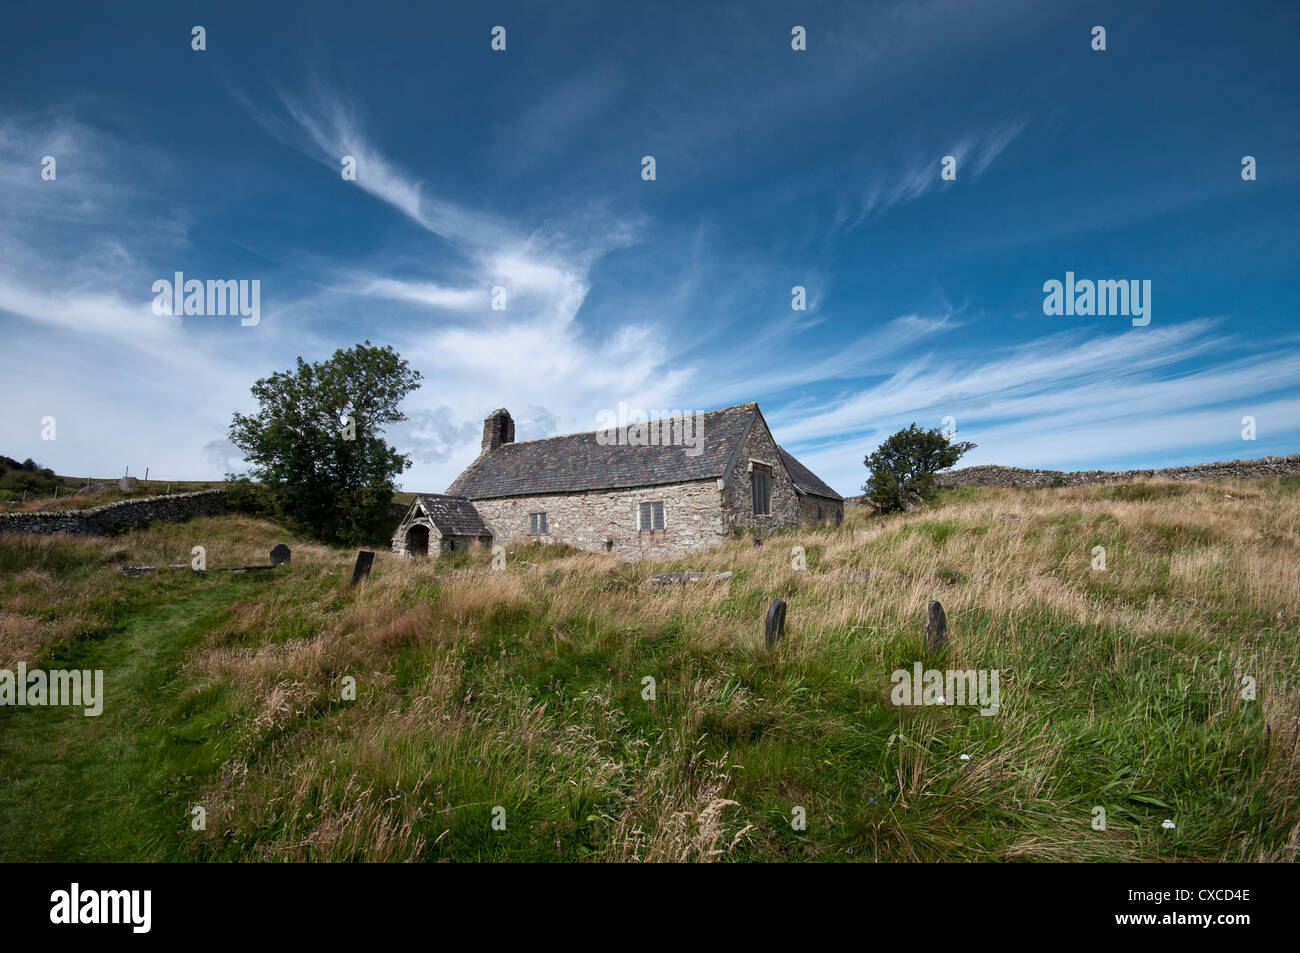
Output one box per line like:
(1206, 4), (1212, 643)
(1, 0), (1297, 495)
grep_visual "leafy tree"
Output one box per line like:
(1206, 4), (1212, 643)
(0, 456), (59, 500)
(222, 473), (270, 515)
(863, 424), (975, 513)
(228, 342), (422, 543)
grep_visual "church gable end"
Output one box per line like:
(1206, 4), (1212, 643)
(718, 409), (805, 533)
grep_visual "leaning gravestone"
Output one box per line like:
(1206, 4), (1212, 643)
(765, 599), (787, 648)
(925, 599), (948, 652)
(350, 551), (375, 586)
(269, 544), (291, 566)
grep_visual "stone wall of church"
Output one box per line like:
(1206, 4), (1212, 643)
(798, 494), (844, 524)
(719, 415), (805, 535)
(471, 479), (727, 560)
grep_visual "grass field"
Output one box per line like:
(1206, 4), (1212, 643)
(1, 476), (1298, 862)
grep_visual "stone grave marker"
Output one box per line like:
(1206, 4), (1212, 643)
(350, 551), (375, 586)
(765, 598), (787, 648)
(650, 571), (734, 584)
(925, 599), (948, 652)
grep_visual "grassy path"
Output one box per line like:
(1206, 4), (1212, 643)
(0, 580), (243, 861)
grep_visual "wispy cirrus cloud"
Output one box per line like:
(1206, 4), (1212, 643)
(490, 69), (623, 175)
(356, 277), (486, 312)
(769, 319), (1300, 493)
(844, 118), (1028, 229)
(225, 78), (696, 485)
(4, 0), (1294, 501)
(231, 78), (509, 248)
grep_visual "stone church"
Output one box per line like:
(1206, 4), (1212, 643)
(391, 402), (843, 560)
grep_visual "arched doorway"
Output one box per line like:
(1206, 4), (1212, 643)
(406, 523), (430, 557)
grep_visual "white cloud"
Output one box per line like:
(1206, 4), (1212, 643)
(769, 320), (1300, 494)
(358, 278), (485, 312)
(847, 118), (1027, 229)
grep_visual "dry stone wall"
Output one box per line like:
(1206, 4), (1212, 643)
(0, 489), (226, 535)
(935, 455), (1300, 489)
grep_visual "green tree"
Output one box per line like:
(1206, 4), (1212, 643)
(228, 342), (422, 543)
(0, 456), (59, 500)
(863, 424), (975, 513)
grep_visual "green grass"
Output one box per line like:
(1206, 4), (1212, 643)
(0, 575), (269, 859)
(1, 477), (1298, 862)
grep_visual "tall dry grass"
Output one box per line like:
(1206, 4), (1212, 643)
(3, 477), (1297, 861)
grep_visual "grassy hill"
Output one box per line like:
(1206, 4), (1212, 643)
(1, 476), (1298, 862)
(1, 475), (228, 513)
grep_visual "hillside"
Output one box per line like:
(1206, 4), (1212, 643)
(1, 476), (1298, 861)
(936, 454), (1300, 489)
(1, 473), (228, 513)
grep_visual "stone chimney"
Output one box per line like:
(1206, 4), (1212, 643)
(481, 408), (515, 454)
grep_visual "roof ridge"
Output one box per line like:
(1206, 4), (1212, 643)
(444, 401), (774, 499)
(776, 444), (844, 501)
(479, 402), (755, 450)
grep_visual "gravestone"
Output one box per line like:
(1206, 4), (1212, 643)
(925, 599), (948, 652)
(765, 599), (787, 648)
(350, 551), (375, 586)
(270, 544), (291, 566)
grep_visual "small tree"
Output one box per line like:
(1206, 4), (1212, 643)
(228, 341), (422, 544)
(0, 456), (59, 500)
(863, 424), (975, 513)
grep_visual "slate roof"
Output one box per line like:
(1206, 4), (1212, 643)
(777, 447), (843, 501)
(446, 403), (759, 499)
(410, 494), (493, 537)
(444, 402), (842, 504)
